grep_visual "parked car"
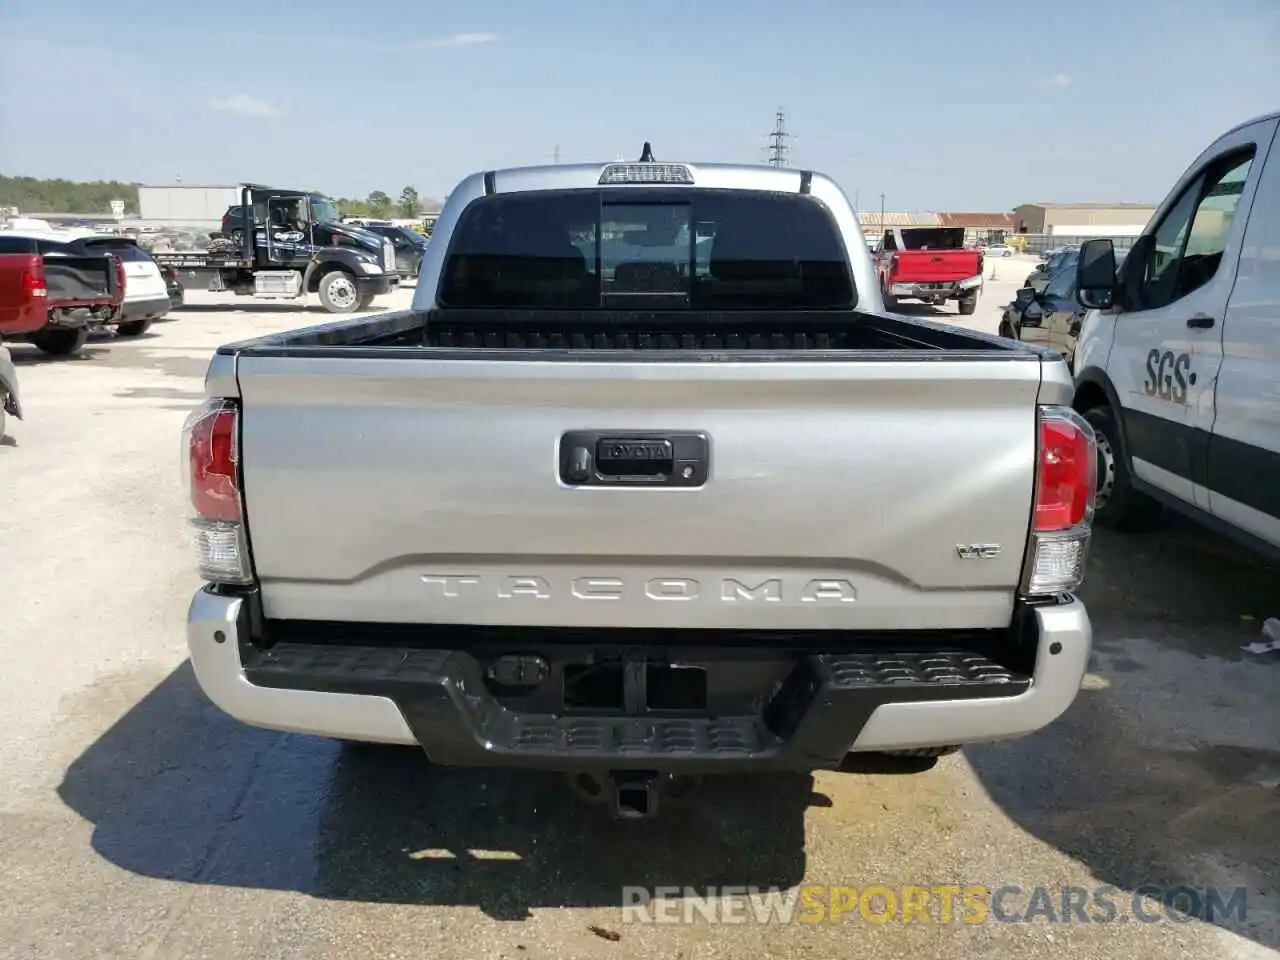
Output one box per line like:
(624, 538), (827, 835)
(359, 223), (428, 277)
(161, 263), (184, 309)
(1071, 109), (1280, 559)
(63, 236), (170, 335)
(183, 151), (1096, 820)
(1000, 265), (1087, 370)
(984, 243), (1015, 257)
(0, 343), (20, 441)
(874, 226), (985, 314)
(0, 233), (126, 355)
(1025, 246), (1080, 295)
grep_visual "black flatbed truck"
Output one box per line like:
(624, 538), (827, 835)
(152, 183), (400, 313)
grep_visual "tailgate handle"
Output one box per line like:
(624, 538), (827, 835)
(597, 438), (673, 476)
(560, 432), (708, 487)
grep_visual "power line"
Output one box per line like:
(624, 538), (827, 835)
(766, 108), (791, 167)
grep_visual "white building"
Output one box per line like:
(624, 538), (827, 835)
(137, 185), (241, 227)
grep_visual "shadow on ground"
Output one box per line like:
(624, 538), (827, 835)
(56, 662), (840, 919)
(969, 515), (1280, 947)
(7, 343), (110, 365)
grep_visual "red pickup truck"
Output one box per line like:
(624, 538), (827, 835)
(0, 236), (125, 356)
(874, 227), (985, 316)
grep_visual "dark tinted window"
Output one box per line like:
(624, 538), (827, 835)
(1043, 266), (1076, 300)
(0, 236), (37, 254)
(71, 238), (153, 262)
(897, 227), (965, 250)
(438, 189), (855, 310)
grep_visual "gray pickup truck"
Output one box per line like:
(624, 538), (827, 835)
(185, 150), (1096, 818)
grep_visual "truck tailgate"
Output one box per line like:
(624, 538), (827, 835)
(237, 355), (1041, 631)
(891, 250), (982, 283)
(44, 255), (117, 303)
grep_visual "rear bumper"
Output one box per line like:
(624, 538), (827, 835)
(890, 274), (984, 298)
(117, 296), (170, 323)
(187, 590), (1092, 765)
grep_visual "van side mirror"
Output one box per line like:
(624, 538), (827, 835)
(1076, 238), (1116, 310)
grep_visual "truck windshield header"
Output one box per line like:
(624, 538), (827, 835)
(437, 189), (856, 310)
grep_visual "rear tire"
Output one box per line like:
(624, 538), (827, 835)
(116, 318), (152, 337)
(318, 270), (360, 313)
(881, 284), (898, 310)
(958, 294), (978, 316)
(32, 327), (89, 356)
(1082, 404), (1162, 531)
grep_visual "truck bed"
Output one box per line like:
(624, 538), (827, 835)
(43, 255), (120, 304)
(214, 308), (1063, 634)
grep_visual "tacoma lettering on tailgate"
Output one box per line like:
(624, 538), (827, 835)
(420, 575), (858, 604)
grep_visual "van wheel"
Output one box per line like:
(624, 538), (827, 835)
(318, 270), (360, 313)
(1083, 405), (1161, 531)
(116, 319), (152, 337)
(32, 327), (89, 356)
(958, 294), (978, 316)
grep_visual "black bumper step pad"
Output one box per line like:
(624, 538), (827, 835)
(243, 643), (1029, 770)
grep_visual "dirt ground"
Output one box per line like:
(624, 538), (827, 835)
(1, 280), (1276, 960)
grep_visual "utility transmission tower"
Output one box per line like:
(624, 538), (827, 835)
(553, 144), (560, 164)
(766, 108), (791, 167)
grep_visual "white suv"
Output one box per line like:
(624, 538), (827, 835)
(67, 236), (170, 336)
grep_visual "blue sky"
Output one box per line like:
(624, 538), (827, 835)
(2, 0), (1278, 210)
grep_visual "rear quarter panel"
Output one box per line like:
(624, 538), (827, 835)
(0, 255), (46, 335)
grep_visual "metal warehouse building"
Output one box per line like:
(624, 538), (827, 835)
(137, 184), (240, 227)
(1013, 202), (1156, 238)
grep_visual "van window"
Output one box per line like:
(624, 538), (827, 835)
(1134, 147), (1255, 311)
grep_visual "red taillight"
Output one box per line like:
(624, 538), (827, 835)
(1034, 410), (1095, 532)
(889, 254), (900, 276)
(182, 399), (252, 584)
(188, 402), (240, 521)
(114, 257), (126, 301)
(1020, 406), (1096, 597)
(22, 257), (47, 298)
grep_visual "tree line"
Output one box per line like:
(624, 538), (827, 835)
(336, 187), (442, 220)
(1, 176), (439, 220)
(0, 176), (140, 215)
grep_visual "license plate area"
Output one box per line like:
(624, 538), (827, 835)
(560, 431), (708, 487)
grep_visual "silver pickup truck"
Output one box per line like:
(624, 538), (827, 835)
(185, 150), (1096, 818)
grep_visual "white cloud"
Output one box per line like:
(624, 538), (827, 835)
(1038, 73), (1072, 88)
(421, 32), (500, 48)
(208, 93), (281, 118)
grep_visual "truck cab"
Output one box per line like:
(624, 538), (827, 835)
(1071, 109), (1280, 558)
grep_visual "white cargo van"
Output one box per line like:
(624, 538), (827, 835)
(1071, 109), (1279, 558)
